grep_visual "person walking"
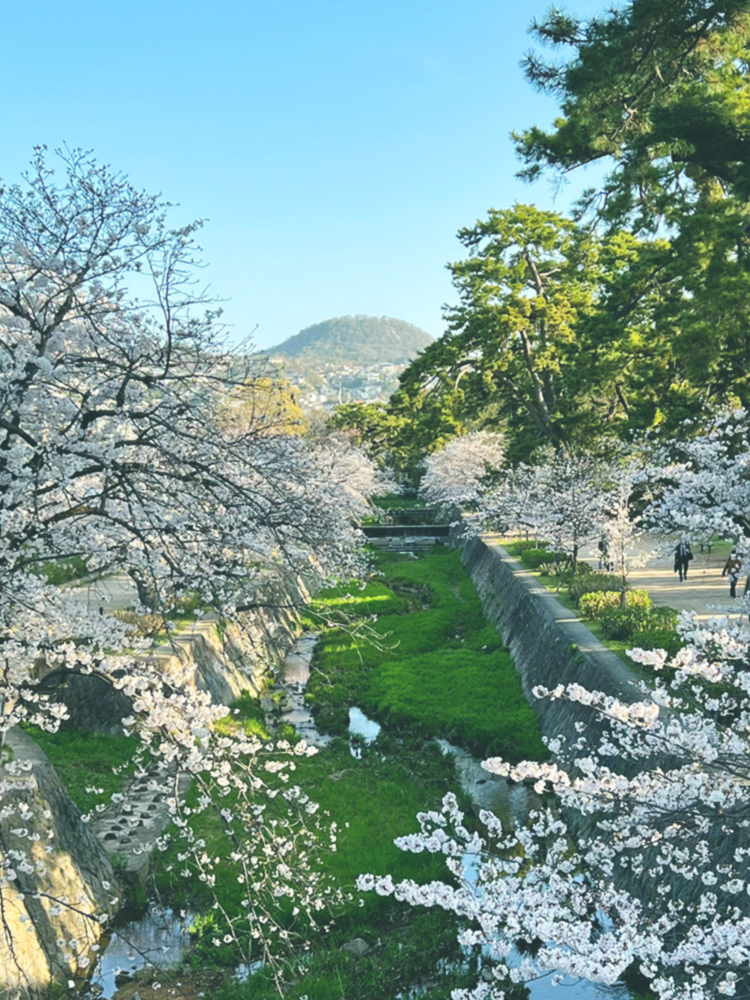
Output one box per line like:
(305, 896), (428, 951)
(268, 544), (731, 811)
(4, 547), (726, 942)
(722, 551), (743, 598)
(674, 537), (693, 582)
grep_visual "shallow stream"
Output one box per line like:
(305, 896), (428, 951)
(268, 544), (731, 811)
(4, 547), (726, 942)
(86, 906), (193, 999)
(88, 634), (635, 1000)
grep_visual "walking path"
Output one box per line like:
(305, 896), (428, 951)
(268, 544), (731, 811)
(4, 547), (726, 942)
(580, 541), (746, 621)
(64, 572), (139, 612)
(482, 535), (645, 684)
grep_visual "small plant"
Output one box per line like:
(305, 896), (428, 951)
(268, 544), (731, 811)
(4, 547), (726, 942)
(539, 559), (592, 579)
(512, 539), (552, 554)
(579, 589), (651, 619)
(113, 609), (165, 636)
(627, 628), (684, 659)
(521, 547), (564, 570)
(31, 555), (90, 585)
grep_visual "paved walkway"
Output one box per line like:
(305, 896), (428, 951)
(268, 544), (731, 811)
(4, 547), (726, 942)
(582, 542), (746, 621)
(64, 572), (139, 612)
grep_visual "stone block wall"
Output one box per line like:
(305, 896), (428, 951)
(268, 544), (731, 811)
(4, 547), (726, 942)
(459, 534), (644, 754)
(0, 729), (119, 998)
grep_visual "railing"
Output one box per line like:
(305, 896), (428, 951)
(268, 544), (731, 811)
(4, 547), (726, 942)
(360, 524), (450, 538)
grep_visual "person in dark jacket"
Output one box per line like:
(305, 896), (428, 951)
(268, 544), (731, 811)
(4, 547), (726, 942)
(674, 538), (693, 582)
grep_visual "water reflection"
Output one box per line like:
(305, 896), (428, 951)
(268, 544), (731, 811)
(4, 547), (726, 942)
(278, 633), (330, 748)
(348, 706), (381, 750)
(87, 906), (193, 999)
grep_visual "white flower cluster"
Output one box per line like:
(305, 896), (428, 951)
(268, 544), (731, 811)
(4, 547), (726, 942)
(420, 432), (506, 511)
(0, 149), (369, 982)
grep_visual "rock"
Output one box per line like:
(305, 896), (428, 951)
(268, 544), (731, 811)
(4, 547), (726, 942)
(340, 937), (371, 958)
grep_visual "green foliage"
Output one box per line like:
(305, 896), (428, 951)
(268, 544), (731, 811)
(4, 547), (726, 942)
(521, 548), (565, 570)
(511, 539), (552, 554)
(216, 908), (475, 1000)
(539, 560), (592, 579)
(153, 733), (471, 992)
(599, 605), (679, 640)
(21, 725), (139, 814)
(329, 401), (420, 480)
(372, 494), (424, 510)
(514, 0), (750, 416)
(389, 205), (626, 461)
(578, 589), (651, 619)
(305, 580), (407, 622)
(268, 315), (433, 365)
(32, 556), (89, 585)
(569, 573), (627, 605)
(306, 548), (547, 762)
(516, 1), (750, 218)
(628, 628), (685, 659)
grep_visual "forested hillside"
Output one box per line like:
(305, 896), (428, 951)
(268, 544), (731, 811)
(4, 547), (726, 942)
(268, 315), (433, 364)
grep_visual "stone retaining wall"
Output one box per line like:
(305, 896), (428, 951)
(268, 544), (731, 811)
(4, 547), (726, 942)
(2, 567), (318, 996)
(0, 729), (118, 999)
(459, 534), (644, 752)
(40, 568), (316, 735)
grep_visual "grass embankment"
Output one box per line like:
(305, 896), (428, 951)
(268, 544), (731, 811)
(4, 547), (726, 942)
(306, 547), (547, 763)
(155, 546), (545, 998)
(25, 545), (544, 999)
(22, 725), (139, 814)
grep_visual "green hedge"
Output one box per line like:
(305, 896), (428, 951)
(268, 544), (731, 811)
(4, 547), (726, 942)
(36, 556), (89, 585)
(599, 605), (679, 640)
(522, 548), (564, 570)
(512, 540), (552, 554)
(627, 628), (685, 659)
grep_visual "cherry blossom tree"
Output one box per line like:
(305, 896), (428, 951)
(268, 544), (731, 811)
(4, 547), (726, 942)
(420, 431), (505, 511)
(0, 148), (373, 989)
(479, 453), (609, 575)
(598, 461), (654, 597)
(644, 411), (750, 553)
(361, 432), (750, 998)
(361, 611), (750, 1000)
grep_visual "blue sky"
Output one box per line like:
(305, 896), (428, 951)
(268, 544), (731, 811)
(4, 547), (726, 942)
(2, 0), (606, 350)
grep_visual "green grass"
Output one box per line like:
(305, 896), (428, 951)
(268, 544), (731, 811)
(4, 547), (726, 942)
(305, 547), (547, 762)
(151, 546), (545, 997)
(28, 545), (544, 998)
(21, 725), (139, 813)
(152, 731), (474, 997)
(214, 907), (475, 1000)
(28, 555), (90, 585)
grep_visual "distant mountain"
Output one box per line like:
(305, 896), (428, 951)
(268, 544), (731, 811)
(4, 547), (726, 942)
(267, 315), (434, 365)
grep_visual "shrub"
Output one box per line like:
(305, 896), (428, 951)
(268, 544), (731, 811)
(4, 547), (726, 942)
(600, 605), (679, 640)
(579, 590), (651, 619)
(628, 628), (685, 659)
(513, 539), (552, 554)
(522, 548), (565, 570)
(569, 573), (626, 604)
(113, 609), (164, 636)
(37, 555), (89, 585)
(540, 560), (592, 579)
